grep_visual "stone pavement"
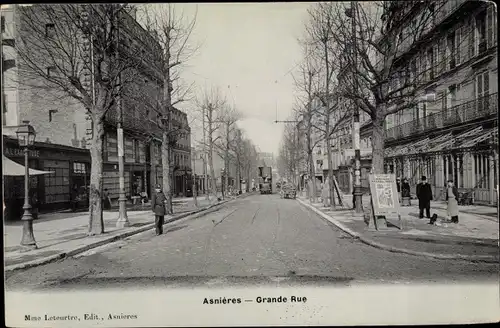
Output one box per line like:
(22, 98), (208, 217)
(297, 194), (499, 262)
(3, 197), (217, 270)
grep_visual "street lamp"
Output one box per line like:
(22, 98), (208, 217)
(16, 120), (37, 249)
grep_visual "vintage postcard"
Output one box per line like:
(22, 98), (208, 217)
(3, 1), (499, 326)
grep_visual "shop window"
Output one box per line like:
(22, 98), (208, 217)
(44, 160), (70, 203)
(73, 162), (87, 174)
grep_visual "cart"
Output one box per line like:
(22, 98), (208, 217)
(280, 184), (296, 199)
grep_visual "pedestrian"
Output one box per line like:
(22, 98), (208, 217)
(446, 180), (459, 223)
(396, 177), (401, 203)
(30, 189), (39, 220)
(70, 184), (79, 212)
(352, 188), (356, 209)
(416, 176), (433, 219)
(401, 178), (411, 206)
(151, 184), (167, 236)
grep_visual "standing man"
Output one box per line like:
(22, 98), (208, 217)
(151, 184), (167, 236)
(416, 176), (433, 219)
(401, 177), (411, 206)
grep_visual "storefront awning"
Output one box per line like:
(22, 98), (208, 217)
(428, 127), (483, 152)
(458, 128), (497, 148)
(2, 155), (54, 176)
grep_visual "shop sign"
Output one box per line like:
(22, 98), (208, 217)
(4, 147), (40, 158)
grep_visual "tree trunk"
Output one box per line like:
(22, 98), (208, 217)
(208, 146), (217, 200)
(162, 131), (173, 214)
(308, 149), (316, 203)
(87, 114), (105, 236)
(371, 108), (386, 175)
(150, 141), (156, 196)
(326, 133), (336, 209)
(224, 124), (230, 198)
(192, 158), (198, 207)
(306, 118), (316, 202)
(236, 160), (241, 193)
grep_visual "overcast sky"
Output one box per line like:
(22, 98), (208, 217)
(167, 3), (312, 155)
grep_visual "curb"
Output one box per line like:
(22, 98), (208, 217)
(296, 198), (498, 264)
(5, 196), (247, 273)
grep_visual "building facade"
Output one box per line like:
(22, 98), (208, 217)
(361, 0), (498, 205)
(2, 4), (193, 217)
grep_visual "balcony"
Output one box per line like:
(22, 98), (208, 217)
(385, 93), (498, 141)
(105, 108), (163, 137)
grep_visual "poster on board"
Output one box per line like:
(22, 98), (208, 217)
(368, 174), (401, 217)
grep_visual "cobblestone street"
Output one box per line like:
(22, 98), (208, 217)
(5, 194), (498, 291)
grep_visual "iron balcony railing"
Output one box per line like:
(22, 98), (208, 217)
(106, 107), (163, 137)
(385, 93), (498, 140)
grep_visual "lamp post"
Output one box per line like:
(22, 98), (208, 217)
(344, 1), (363, 214)
(115, 5), (129, 228)
(17, 120), (37, 249)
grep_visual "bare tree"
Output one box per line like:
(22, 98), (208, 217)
(303, 2), (354, 207)
(277, 118), (302, 185)
(139, 3), (199, 213)
(292, 51), (323, 203)
(323, 1), (437, 174)
(215, 104), (240, 198)
(240, 138), (259, 192)
(14, 4), (145, 235)
(196, 86), (226, 202)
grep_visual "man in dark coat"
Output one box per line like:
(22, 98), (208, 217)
(151, 184), (167, 236)
(416, 176), (433, 219)
(401, 178), (411, 206)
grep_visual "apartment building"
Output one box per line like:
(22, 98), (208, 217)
(364, 0), (498, 205)
(2, 4), (193, 217)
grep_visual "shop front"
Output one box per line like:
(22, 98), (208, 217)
(3, 136), (90, 219)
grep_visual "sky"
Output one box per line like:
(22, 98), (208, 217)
(167, 3), (312, 155)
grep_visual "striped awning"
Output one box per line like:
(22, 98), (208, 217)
(2, 155), (54, 176)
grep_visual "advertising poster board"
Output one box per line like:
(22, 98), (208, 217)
(368, 174), (402, 230)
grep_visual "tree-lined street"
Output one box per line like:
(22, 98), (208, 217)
(5, 194), (498, 291)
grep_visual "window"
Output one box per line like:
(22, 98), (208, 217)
(469, 17), (476, 58)
(48, 109), (58, 122)
(427, 48), (434, 80)
(124, 137), (134, 163)
(43, 160), (70, 203)
(475, 71), (490, 112)
(1, 16), (5, 32)
(478, 16), (487, 53)
(447, 30), (456, 69)
(105, 133), (118, 162)
(73, 162), (87, 174)
(45, 23), (55, 38)
(409, 59), (417, 81)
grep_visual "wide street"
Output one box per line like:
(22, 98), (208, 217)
(5, 194), (498, 291)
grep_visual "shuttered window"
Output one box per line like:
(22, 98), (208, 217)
(468, 17), (475, 58)
(455, 25), (461, 65)
(486, 5), (495, 48)
(459, 22), (469, 63)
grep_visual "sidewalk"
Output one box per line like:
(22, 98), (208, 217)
(297, 194), (499, 263)
(3, 197), (226, 271)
